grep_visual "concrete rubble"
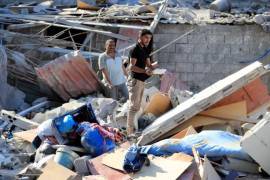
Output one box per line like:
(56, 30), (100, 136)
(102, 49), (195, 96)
(0, 0), (269, 180)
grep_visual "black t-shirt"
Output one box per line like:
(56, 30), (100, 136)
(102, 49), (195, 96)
(129, 43), (152, 82)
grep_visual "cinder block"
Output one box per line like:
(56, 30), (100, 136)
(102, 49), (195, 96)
(193, 63), (212, 73)
(175, 63), (193, 73)
(178, 73), (189, 81)
(204, 54), (225, 63)
(175, 44), (193, 54)
(225, 34), (243, 44)
(189, 54), (205, 63)
(207, 44), (230, 55)
(165, 63), (177, 72)
(211, 64), (230, 74)
(171, 53), (189, 63)
(231, 45), (250, 56)
(155, 43), (176, 53)
(155, 34), (188, 44)
(187, 72), (204, 82)
(192, 44), (208, 54)
(188, 34), (207, 44)
(208, 34), (225, 44)
(157, 52), (170, 63)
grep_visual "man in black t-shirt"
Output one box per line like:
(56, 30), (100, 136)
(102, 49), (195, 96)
(127, 29), (157, 135)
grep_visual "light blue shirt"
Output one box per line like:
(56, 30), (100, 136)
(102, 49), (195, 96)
(98, 52), (126, 86)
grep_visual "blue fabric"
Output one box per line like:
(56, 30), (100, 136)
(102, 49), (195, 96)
(123, 144), (147, 173)
(146, 131), (251, 160)
(77, 123), (115, 157)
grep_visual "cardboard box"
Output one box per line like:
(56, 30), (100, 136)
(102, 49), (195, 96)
(241, 115), (270, 174)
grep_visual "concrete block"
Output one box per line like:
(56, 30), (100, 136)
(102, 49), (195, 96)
(189, 54), (205, 63)
(175, 44), (193, 54)
(157, 52), (170, 63)
(231, 45), (250, 56)
(178, 73), (188, 82)
(171, 53), (189, 63)
(187, 73), (204, 82)
(204, 54), (225, 63)
(192, 44), (208, 54)
(211, 64), (230, 74)
(206, 73), (225, 84)
(155, 34), (188, 44)
(155, 24), (191, 34)
(74, 155), (92, 175)
(210, 25), (232, 34)
(175, 63), (193, 73)
(165, 63), (177, 72)
(193, 63), (212, 73)
(207, 44), (230, 55)
(155, 43), (176, 53)
(241, 116), (270, 175)
(207, 34), (225, 44)
(225, 34), (243, 44)
(187, 34), (207, 44)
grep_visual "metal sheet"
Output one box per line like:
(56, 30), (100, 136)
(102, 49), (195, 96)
(36, 51), (100, 101)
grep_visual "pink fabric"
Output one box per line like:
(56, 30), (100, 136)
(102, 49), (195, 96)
(160, 71), (189, 93)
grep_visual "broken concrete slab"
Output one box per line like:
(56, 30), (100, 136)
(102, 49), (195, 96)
(138, 61), (269, 145)
(241, 113), (270, 175)
(1, 110), (39, 130)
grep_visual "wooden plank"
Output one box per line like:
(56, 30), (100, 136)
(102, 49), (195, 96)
(171, 126), (197, 139)
(199, 101), (247, 121)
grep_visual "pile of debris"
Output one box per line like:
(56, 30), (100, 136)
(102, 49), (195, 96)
(0, 60), (270, 179)
(0, 0), (270, 180)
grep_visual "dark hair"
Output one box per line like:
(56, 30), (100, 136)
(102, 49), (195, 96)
(139, 29), (154, 56)
(139, 29), (153, 37)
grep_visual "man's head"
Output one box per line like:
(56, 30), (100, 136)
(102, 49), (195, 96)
(105, 39), (116, 53)
(138, 29), (153, 47)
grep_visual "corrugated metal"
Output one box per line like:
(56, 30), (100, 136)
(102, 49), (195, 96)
(36, 51), (100, 101)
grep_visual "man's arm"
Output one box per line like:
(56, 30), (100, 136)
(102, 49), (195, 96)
(146, 58), (158, 70)
(98, 54), (113, 87)
(122, 64), (128, 78)
(129, 58), (146, 74)
(101, 68), (113, 87)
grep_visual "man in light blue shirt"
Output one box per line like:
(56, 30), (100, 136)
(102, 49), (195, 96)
(99, 39), (129, 102)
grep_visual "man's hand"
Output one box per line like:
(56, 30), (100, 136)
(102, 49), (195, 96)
(145, 68), (153, 76)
